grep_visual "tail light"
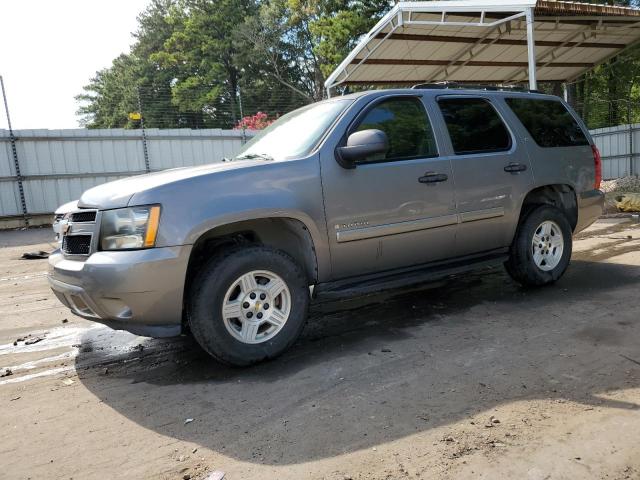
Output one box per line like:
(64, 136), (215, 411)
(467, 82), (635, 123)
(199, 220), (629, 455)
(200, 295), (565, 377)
(592, 144), (602, 190)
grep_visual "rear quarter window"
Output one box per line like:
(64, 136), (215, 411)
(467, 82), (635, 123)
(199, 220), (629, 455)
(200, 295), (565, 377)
(505, 98), (589, 148)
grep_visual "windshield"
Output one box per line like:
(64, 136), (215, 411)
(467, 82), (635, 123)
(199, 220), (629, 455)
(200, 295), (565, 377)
(236, 99), (352, 160)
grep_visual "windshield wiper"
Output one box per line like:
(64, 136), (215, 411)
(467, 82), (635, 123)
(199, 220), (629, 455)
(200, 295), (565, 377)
(235, 153), (274, 161)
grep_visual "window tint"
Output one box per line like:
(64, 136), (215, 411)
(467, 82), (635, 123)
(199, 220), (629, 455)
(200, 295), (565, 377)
(437, 98), (511, 155)
(505, 98), (589, 148)
(354, 97), (437, 163)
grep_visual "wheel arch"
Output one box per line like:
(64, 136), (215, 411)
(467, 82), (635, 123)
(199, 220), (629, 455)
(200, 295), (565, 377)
(183, 216), (319, 322)
(518, 184), (578, 232)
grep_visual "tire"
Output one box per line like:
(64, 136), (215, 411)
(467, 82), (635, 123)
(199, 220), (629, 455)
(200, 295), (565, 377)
(505, 205), (572, 287)
(188, 245), (309, 366)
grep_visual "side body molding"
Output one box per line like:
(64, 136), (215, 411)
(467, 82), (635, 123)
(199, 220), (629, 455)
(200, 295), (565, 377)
(336, 207), (505, 243)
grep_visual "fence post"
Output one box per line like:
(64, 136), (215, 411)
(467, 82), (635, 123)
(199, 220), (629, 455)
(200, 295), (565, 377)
(237, 85), (247, 145)
(0, 75), (29, 227)
(137, 87), (151, 173)
(628, 100), (634, 177)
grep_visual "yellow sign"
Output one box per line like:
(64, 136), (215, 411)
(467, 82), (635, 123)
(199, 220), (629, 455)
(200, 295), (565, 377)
(128, 112), (142, 120)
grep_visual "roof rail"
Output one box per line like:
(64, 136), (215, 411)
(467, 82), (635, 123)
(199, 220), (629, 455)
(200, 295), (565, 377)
(411, 82), (541, 94)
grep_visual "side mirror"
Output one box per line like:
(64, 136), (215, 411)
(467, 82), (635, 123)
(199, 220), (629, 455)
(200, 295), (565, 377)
(336, 129), (389, 168)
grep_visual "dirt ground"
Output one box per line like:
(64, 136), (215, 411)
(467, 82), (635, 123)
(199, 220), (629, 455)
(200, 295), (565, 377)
(1, 219), (640, 480)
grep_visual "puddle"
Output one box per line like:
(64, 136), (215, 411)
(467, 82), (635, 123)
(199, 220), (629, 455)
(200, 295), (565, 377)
(0, 323), (186, 386)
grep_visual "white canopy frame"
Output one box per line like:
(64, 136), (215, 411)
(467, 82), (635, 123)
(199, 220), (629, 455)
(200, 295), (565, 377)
(325, 0), (640, 95)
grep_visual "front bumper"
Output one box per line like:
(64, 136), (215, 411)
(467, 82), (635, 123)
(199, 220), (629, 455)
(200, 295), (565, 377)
(48, 245), (192, 338)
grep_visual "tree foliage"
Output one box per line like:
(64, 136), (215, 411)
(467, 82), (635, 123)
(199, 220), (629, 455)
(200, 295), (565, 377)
(558, 0), (640, 128)
(77, 0), (185, 128)
(78, 0), (640, 130)
(77, 0), (392, 128)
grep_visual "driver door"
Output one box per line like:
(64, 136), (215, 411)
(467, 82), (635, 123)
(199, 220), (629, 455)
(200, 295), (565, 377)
(320, 95), (458, 279)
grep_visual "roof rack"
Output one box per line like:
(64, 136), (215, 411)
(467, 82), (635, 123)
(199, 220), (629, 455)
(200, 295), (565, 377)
(410, 82), (541, 94)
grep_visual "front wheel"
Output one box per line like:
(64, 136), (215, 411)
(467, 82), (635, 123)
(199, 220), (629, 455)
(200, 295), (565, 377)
(188, 246), (309, 366)
(505, 205), (572, 287)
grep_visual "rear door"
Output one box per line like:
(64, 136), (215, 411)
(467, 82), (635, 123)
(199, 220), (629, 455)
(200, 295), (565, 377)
(434, 95), (534, 256)
(503, 96), (593, 191)
(320, 95), (458, 279)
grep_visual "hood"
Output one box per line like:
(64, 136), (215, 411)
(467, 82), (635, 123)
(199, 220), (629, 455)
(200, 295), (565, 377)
(78, 160), (264, 209)
(55, 199), (79, 215)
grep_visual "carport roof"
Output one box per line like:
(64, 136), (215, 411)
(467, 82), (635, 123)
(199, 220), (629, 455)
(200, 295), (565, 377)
(325, 0), (640, 91)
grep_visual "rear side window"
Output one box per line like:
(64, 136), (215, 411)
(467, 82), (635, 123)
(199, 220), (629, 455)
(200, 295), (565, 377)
(505, 98), (589, 148)
(437, 97), (512, 155)
(354, 97), (438, 163)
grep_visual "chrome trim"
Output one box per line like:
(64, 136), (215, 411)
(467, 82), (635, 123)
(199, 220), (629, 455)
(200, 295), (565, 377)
(459, 207), (505, 223)
(336, 214), (458, 243)
(336, 207), (505, 243)
(61, 209), (101, 257)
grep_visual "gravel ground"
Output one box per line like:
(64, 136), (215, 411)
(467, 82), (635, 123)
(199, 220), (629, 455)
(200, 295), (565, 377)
(600, 177), (640, 214)
(1, 220), (640, 480)
(600, 176), (640, 194)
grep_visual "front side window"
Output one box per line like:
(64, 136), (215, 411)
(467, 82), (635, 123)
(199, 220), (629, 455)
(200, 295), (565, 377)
(505, 98), (589, 148)
(438, 97), (512, 155)
(353, 97), (438, 163)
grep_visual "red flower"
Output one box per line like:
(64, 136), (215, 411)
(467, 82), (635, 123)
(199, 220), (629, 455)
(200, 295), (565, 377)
(235, 112), (275, 130)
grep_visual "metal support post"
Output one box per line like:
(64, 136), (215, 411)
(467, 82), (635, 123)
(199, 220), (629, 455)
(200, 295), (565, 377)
(629, 100), (635, 176)
(1, 75), (29, 226)
(237, 85), (247, 145)
(525, 7), (537, 91)
(137, 88), (150, 173)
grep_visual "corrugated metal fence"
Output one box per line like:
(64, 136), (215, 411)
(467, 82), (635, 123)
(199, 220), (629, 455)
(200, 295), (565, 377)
(1, 124), (637, 221)
(0, 128), (254, 219)
(591, 123), (640, 180)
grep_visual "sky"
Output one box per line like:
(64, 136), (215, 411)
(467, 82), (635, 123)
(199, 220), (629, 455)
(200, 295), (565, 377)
(0, 0), (149, 130)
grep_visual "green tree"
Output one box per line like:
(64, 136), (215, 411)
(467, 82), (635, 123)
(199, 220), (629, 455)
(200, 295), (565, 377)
(568, 0), (640, 128)
(76, 0), (187, 128)
(309, 0), (392, 80)
(76, 53), (139, 128)
(152, 0), (258, 128)
(132, 0), (192, 128)
(77, 0), (394, 127)
(242, 0), (392, 101)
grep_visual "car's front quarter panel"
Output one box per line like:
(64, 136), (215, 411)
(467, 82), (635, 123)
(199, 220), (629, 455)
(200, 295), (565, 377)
(129, 156), (330, 281)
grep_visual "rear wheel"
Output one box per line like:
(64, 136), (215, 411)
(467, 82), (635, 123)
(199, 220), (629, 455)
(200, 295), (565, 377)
(188, 246), (309, 366)
(505, 205), (572, 286)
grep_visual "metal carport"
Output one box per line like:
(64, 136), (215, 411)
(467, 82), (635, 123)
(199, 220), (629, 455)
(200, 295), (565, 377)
(325, 0), (640, 93)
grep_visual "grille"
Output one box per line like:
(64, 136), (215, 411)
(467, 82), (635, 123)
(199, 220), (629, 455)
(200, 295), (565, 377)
(70, 211), (97, 223)
(62, 235), (92, 255)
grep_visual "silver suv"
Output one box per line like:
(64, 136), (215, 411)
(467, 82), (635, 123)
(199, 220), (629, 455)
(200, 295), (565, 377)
(48, 88), (604, 366)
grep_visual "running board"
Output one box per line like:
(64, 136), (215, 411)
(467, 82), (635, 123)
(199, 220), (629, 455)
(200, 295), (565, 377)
(314, 251), (508, 302)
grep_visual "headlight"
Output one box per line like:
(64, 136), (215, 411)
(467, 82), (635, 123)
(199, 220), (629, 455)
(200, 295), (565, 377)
(100, 205), (161, 250)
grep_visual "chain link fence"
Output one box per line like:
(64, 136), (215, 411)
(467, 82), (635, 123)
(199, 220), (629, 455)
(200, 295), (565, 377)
(0, 128), (255, 226)
(573, 98), (640, 180)
(3, 87), (640, 227)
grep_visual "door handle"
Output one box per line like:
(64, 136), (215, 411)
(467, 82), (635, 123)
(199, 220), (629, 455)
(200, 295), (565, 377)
(504, 163), (528, 173)
(419, 172), (448, 184)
